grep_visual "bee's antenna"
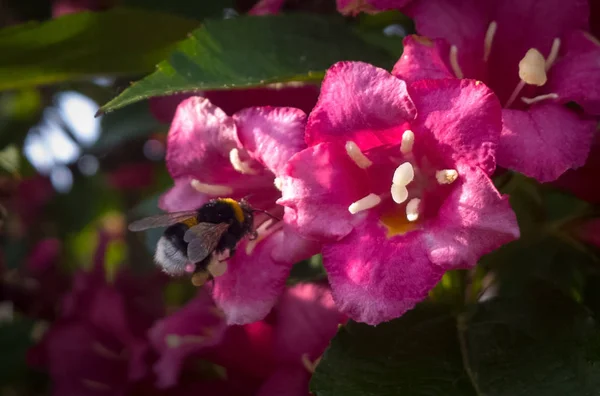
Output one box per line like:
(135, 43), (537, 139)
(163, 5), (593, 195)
(252, 208), (281, 222)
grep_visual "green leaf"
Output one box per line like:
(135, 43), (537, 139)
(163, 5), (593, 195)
(0, 8), (198, 91)
(123, 0), (234, 20)
(0, 145), (20, 176)
(99, 14), (398, 114)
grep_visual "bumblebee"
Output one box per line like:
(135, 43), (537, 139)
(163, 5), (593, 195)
(128, 198), (257, 286)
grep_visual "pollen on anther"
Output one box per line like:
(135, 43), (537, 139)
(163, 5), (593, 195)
(435, 169), (458, 184)
(348, 193), (381, 214)
(229, 148), (258, 175)
(406, 198), (421, 222)
(391, 184), (408, 204)
(190, 179), (233, 195)
(345, 141), (373, 169)
(393, 162), (415, 186)
(274, 177), (283, 191)
(518, 49), (547, 86)
(400, 130), (415, 154)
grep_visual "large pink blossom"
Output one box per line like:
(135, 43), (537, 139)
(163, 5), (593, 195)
(148, 283), (345, 395)
(278, 62), (519, 324)
(336, 0), (413, 15)
(159, 97), (320, 325)
(392, 0), (599, 182)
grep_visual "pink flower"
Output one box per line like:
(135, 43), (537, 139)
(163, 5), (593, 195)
(554, 133), (600, 204)
(278, 62), (519, 324)
(148, 283), (345, 395)
(249, 0), (286, 15)
(52, 0), (112, 17)
(337, 0), (413, 15)
(28, 232), (165, 396)
(159, 97), (320, 325)
(392, 0), (599, 182)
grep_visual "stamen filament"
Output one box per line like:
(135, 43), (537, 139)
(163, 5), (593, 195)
(504, 80), (526, 108)
(229, 148), (258, 175)
(190, 179), (233, 196)
(483, 21), (497, 62)
(245, 220), (284, 254)
(400, 130), (415, 154)
(348, 193), (382, 214)
(392, 162), (415, 186)
(406, 198), (421, 222)
(391, 184), (408, 204)
(449, 45), (464, 79)
(435, 169), (459, 185)
(545, 38), (561, 71)
(345, 141), (373, 169)
(521, 93), (559, 105)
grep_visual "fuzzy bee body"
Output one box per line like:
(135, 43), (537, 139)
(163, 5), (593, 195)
(129, 198), (255, 284)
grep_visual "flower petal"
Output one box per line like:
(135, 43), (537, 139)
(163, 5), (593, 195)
(392, 35), (455, 83)
(554, 134), (600, 204)
(165, 97), (241, 185)
(306, 62), (416, 149)
(545, 31), (600, 115)
(272, 283), (344, 365)
(148, 289), (227, 388)
(498, 104), (596, 182)
(249, 0), (285, 15)
(408, 78), (502, 174)
(235, 107), (307, 176)
(257, 367), (310, 396)
(322, 213), (444, 325)
(212, 229), (300, 325)
(424, 164), (519, 269)
(278, 142), (369, 242)
(159, 177), (211, 212)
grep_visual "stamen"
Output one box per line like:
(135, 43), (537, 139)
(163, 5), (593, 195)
(406, 198), (421, 222)
(345, 141), (373, 169)
(400, 130), (415, 154)
(392, 162), (415, 186)
(545, 38), (561, 70)
(190, 179), (233, 196)
(521, 93), (559, 105)
(435, 169), (459, 184)
(301, 353), (321, 373)
(274, 177), (283, 191)
(207, 258), (228, 278)
(449, 45), (464, 78)
(245, 220), (284, 255)
(93, 342), (124, 360)
(166, 334), (181, 348)
(518, 48), (547, 86)
(229, 148), (258, 175)
(81, 379), (111, 391)
(348, 193), (381, 214)
(483, 21), (497, 62)
(504, 80), (526, 108)
(391, 184), (408, 204)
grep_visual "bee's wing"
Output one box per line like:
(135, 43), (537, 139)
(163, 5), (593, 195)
(128, 210), (199, 232)
(184, 223), (230, 263)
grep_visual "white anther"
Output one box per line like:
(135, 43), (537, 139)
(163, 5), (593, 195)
(166, 334), (181, 348)
(545, 38), (561, 71)
(518, 48), (547, 86)
(229, 148), (258, 175)
(348, 193), (381, 214)
(483, 21), (497, 62)
(345, 141), (373, 169)
(391, 184), (409, 204)
(190, 179), (233, 196)
(400, 130), (415, 154)
(207, 258), (228, 277)
(274, 177), (283, 191)
(449, 45), (464, 79)
(406, 198), (421, 222)
(435, 169), (459, 185)
(521, 93), (559, 105)
(392, 162), (415, 186)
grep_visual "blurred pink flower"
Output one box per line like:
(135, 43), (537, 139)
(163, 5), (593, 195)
(52, 0), (112, 17)
(28, 232), (166, 396)
(15, 175), (54, 230)
(249, 0), (286, 15)
(554, 132), (600, 204)
(393, 0), (598, 182)
(159, 97), (320, 325)
(107, 162), (156, 191)
(575, 217), (600, 247)
(278, 62), (519, 324)
(148, 283), (345, 395)
(337, 0), (412, 16)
